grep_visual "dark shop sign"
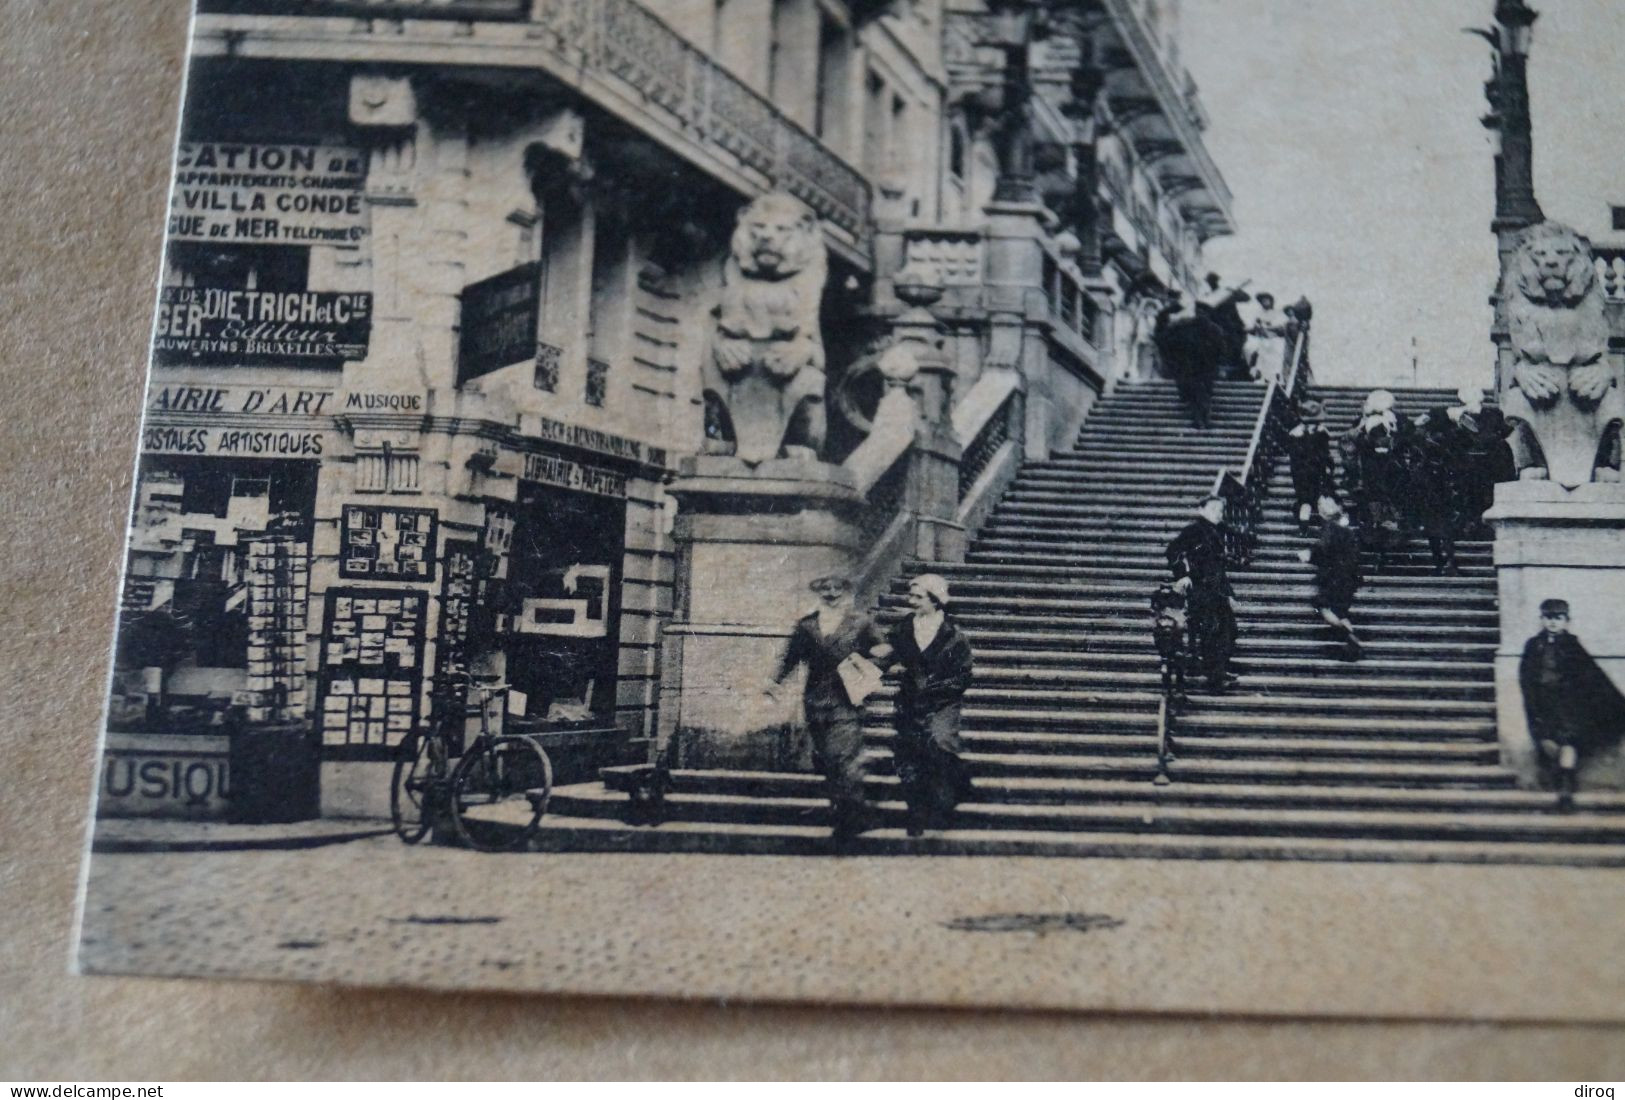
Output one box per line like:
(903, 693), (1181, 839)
(458, 263), (541, 385)
(154, 287), (372, 363)
(521, 452), (627, 499)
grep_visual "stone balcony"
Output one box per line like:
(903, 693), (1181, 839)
(897, 225), (1103, 358)
(191, 0), (872, 266)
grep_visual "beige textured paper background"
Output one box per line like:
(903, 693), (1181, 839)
(4, 0), (1625, 1079)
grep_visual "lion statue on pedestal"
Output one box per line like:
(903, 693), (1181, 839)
(1500, 221), (1622, 488)
(703, 192), (828, 466)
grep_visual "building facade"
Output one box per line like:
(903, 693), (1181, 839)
(101, 0), (1231, 819)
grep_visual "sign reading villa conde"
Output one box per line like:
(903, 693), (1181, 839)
(168, 142), (367, 246)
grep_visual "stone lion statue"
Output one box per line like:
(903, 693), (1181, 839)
(704, 192), (828, 465)
(1500, 221), (1621, 488)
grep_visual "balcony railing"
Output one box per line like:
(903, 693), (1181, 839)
(196, 0), (871, 247)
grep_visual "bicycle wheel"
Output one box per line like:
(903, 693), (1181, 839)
(390, 732), (438, 844)
(450, 735), (552, 852)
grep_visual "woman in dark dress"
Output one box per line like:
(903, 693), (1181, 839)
(874, 573), (975, 837)
(769, 574), (887, 842)
(1354, 421), (1410, 571)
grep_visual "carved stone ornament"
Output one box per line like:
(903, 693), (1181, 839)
(703, 192), (829, 465)
(1499, 221), (1622, 488)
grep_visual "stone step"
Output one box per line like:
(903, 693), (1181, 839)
(862, 696), (1496, 729)
(911, 560), (1496, 586)
(550, 787), (1625, 846)
(954, 627), (1494, 659)
(529, 807), (1625, 866)
(585, 771), (1625, 830)
(962, 548), (1494, 573)
(1077, 428), (1256, 442)
(979, 514), (1499, 539)
(938, 665), (1493, 698)
(943, 613), (1497, 640)
(1014, 472), (1222, 489)
(1140, 733), (1499, 764)
(886, 579), (1495, 608)
(856, 727), (1495, 763)
(600, 763), (1530, 800)
(1067, 438), (1253, 453)
(1040, 448), (1241, 464)
(975, 643), (1490, 675)
(877, 595), (1499, 624)
(971, 531), (1497, 558)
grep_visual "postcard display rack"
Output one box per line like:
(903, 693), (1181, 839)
(244, 534), (310, 724)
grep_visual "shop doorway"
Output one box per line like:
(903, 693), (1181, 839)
(503, 481), (626, 728)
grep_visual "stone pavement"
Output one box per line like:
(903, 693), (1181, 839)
(89, 816), (392, 853)
(76, 835), (1625, 1021)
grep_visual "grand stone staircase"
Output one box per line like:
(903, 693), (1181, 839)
(539, 381), (1625, 864)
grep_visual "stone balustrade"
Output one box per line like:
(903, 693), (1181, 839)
(1040, 250), (1101, 348)
(901, 227), (987, 287)
(1595, 246), (1625, 303)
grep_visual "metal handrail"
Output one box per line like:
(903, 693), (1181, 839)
(1153, 694), (1175, 786)
(1208, 323), (1312, 565)
(1156, 323), (1311, 785)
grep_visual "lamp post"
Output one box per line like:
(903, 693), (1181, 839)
(989, 0), (1041, 205)
(1480, 0), (1543, 234)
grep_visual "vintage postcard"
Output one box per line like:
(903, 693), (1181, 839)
(75, 0), (1625, 1019)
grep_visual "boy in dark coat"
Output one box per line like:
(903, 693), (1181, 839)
(769, 575), (887, 842)
(1165, 495), (1239, 693)
(1297, 495), (1363, 661)
(1282, 396), (1337, 537)
(1519, 599), (1625, 810)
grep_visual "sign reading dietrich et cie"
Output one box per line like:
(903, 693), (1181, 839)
(154, 287), (372, 362)
(168, 143), (367, 246)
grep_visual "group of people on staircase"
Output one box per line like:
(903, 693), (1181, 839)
(1282, 383), (1515, 571)
(1149, 270), (1309, 430)
(768, 573), (973, 847)
(1156, 383), (1520, 695)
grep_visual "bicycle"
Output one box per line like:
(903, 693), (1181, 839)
(390, 673), (553, 852)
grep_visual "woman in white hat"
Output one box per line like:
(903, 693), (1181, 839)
(873, 573), (975, 837)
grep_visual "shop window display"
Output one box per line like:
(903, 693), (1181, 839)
(110, 457), (317, 734)
(316, 589), (426, 751)
(503, 482), (626, 727)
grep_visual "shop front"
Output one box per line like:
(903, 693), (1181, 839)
(106, 401), (330, 820)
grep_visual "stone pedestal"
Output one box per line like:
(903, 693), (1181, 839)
(1487, 481), (1625, 789)
(658, 457), (864, 771)
(983, 201), (1052, 460)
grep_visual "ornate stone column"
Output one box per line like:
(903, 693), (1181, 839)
(892, 268), (966, 564)
(983, 198), (1050, 460)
